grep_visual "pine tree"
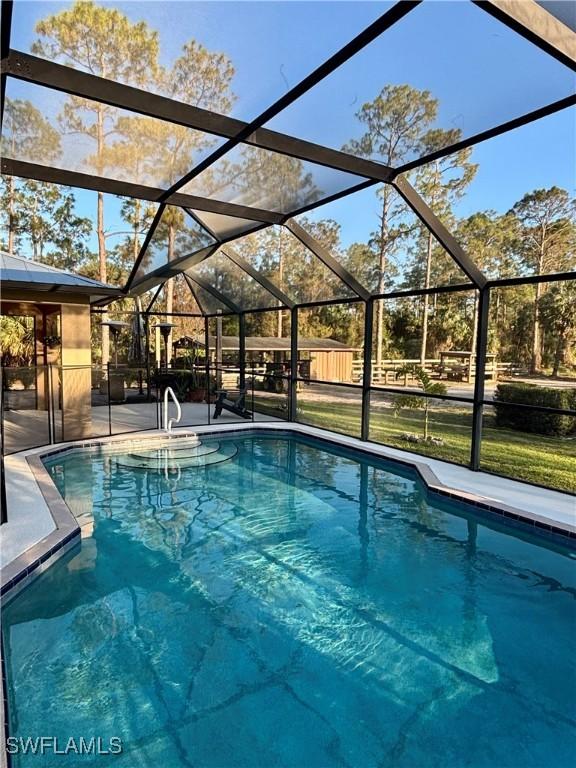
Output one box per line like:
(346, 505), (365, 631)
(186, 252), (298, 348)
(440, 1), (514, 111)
(344, 85), (438, 366)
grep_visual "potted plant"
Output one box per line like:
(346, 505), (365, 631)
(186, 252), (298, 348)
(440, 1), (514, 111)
(189, 370), (205, 402)
(43, 334), (61, 364)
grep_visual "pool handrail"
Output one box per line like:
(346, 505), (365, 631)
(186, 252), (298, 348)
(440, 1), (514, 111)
(163, 386), (182, 435)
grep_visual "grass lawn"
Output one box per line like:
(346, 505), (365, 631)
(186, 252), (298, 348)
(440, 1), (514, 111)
(254, 395), (576, 494)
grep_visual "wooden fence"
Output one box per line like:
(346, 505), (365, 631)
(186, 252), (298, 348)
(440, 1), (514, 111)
(351, 357), (500, 385)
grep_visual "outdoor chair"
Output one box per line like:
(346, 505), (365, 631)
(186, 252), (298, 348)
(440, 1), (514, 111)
(213, 389), (252, 420)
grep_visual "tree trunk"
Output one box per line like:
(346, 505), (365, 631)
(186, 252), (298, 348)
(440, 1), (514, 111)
(165, 223), (175, 367)
(375, 190), (390, 370)
(7, 175), (15, 257)
(131, 201), (144, 365)
(96, 104), (109, 369)
(471, 293), (479, 355)
(531, 280), (543, 375)
(98, 190), (109, 368)
(420, 230), (433, 367)
(277, 243), (284, 338)
(552, 330), (564, 377)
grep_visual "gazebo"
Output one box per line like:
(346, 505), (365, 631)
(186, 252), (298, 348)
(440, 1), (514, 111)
(0, 252), (120, 442)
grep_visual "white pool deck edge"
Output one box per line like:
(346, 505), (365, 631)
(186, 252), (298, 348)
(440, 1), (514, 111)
(1, 420), (574, 579)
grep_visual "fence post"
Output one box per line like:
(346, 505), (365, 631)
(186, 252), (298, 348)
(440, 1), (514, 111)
(471, 287), (490, 470)
(361, 298), (374, 441)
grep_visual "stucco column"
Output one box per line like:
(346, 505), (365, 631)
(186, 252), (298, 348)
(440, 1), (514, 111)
(35, 310), (47, 410)
(60, 302), (92, 440)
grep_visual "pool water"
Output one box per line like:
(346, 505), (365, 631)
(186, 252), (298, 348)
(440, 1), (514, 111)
(3, 434), (575, 767)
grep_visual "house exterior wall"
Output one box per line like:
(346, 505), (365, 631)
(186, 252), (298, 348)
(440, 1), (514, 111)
(60, 303), (92, 441)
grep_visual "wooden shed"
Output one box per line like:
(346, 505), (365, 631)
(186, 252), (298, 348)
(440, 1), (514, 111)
(190, 335), (359, 383)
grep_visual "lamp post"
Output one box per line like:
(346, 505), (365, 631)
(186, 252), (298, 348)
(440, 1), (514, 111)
(101, 320), (129, 368)
(155, 322), (176, 370)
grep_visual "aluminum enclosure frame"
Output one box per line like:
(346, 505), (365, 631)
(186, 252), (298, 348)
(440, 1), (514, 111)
(1, 0), (575, 494)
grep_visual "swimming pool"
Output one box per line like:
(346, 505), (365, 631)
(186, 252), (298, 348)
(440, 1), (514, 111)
(2, 432), (575, 767)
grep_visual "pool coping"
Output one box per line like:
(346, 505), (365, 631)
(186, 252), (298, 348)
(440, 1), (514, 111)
(0, 421), (574, 608)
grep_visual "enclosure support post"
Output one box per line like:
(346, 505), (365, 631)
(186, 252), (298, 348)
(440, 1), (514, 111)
(0, 370), (6, 524)
(204, 316), (211, 425)
(290, 307), (298, 422)
(361, 298), (374, 441)
(471, 287), (490, 470)
(144, 314), (151, 400)
(239, 313), (246, 391)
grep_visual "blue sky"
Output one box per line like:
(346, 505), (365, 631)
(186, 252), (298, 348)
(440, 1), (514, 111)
(8, 0), (576, 253)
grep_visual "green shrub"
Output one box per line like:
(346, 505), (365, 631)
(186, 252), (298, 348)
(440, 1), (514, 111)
(493, 383), (576, 436)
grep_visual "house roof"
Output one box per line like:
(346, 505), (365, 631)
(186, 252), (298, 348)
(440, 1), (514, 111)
(181, 335), (358, 352)
(0, 252), (121, 302)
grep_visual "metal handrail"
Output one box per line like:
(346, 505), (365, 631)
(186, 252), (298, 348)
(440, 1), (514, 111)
(163, 386), (182, 435)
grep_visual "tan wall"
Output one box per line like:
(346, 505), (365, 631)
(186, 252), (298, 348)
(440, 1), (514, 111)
(310, 351), (353, 382)
(60, 303), (92, 440)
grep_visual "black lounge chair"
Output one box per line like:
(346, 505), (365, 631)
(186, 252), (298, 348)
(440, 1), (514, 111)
(213, 389), (252, 420)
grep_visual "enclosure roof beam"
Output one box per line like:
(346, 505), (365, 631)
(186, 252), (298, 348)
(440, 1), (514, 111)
(284, 219), (371, 301)
(128, 243), (221, 296)
(0, 1), (13, 125)
(145, 282), (166, 313)
(392, 175), (488, 289)
(2, 50), (393, 183)
(124, 204), (166, 292)
(221, 246), (295, 310)
(0, 158), (284, 225)
(474, 0), (576, 70)
(183, 271), (241, 314)
(185, 276), (210, 316)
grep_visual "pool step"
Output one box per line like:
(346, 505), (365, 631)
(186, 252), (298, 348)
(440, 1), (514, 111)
(115, 440), (237, 472)
(129, 441), (220, 461)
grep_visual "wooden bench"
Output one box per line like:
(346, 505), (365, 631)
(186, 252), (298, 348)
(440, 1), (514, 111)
(213, 389), (251, 420)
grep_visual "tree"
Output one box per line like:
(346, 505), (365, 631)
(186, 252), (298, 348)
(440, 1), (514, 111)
(393, 364), (447, 441)
(33, 0), (160, 365)
(508, 187), (576, 373)
(222, 149), (320, 337)
(0, 99), (61, 255)
(21, 181), (91, 268)
(344, 85), (438, 366)
(125, 39), (235, 353)
(538, 282), (576, 377)
(412, 128), (477, 365)
(0, 316), (35, 366)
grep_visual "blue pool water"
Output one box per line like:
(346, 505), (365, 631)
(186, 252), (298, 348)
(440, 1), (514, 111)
(3, 433), (575, 767)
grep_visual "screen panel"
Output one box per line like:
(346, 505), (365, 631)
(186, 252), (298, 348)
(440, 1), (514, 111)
(266, 1), (575, 168)
(10, 0), (394, 122)
(3, 79), (226, 188)
(294, 186), (470, 295)
(187, 250), (282, 311)
(132, 206), (215, 285)
(181, 143), (367, 215)
(231, 225), (357, 303)
(188, 209), (266, 241)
